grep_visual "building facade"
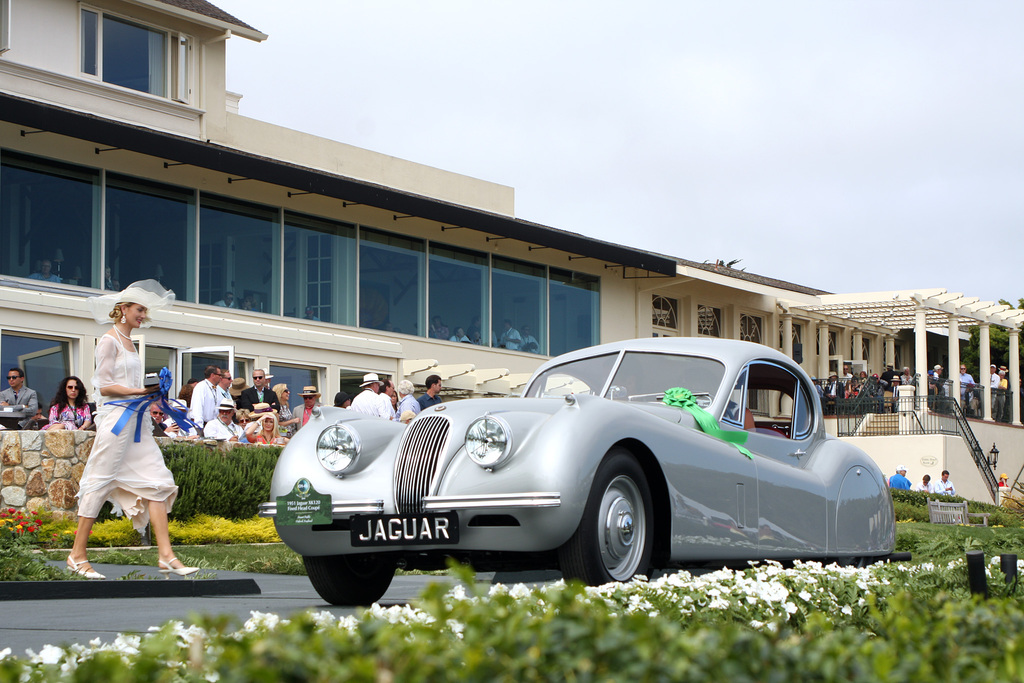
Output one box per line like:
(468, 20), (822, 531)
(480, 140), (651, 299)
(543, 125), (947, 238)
(1, 0), (1021, 421)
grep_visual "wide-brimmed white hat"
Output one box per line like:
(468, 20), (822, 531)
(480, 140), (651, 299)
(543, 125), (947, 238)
(360, 372), (381, 387)
(87, 279), (175, 327)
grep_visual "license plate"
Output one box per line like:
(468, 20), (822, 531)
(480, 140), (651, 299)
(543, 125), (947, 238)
(351, 512), (460, 547)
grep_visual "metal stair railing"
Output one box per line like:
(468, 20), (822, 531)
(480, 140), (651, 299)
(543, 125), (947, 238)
(931, 395), (999, 501)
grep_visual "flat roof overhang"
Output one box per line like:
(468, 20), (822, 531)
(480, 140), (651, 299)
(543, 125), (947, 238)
(0, 92), (676, 276)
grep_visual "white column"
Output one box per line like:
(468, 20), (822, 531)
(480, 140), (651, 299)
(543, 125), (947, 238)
(782, 314), (793, 359)
(915, 306), (928, 396)
(806, 319), (818, 376)
(980, 323), (992, 421)
(1011, 328), (1021, 426)
(852, 330), (863, 366)
(818, 325), (830, 379)
(885, 335), (895, 370)
(948, 315), (960, 408)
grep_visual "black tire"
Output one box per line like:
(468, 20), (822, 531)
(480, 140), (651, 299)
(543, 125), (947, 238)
(558, 448), (654, 585)
(303, 554), (396, 606)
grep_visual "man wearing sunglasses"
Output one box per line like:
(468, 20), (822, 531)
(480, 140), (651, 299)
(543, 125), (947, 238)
(236, 369), (281, 413)
(0, 367), (39, 430)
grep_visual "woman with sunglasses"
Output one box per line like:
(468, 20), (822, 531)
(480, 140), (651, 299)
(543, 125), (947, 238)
(41, 376), (93, 431)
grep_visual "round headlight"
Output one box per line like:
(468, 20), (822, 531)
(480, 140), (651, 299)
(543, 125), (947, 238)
(316, 424), (360, 476)
(465, 415), (512, 469)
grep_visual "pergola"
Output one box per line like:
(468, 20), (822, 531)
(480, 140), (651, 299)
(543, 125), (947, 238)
(792, 289), (1024, 425)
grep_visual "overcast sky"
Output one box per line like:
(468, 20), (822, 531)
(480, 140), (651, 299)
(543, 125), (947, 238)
(215, 1), (1023, 305)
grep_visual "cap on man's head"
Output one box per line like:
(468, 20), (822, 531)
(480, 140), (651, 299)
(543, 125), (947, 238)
(896, 465), (907, 473)
(934, 365), (942, 371)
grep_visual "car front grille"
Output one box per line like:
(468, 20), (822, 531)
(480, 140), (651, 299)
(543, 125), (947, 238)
(394, 414), (452, 513)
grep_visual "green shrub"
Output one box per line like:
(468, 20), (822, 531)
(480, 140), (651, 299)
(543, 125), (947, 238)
(168, 514), (279, 545)
(162, 442), (281, 520)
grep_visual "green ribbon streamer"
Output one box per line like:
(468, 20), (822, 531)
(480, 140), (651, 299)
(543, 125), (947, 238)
(662, 387), (753, 460)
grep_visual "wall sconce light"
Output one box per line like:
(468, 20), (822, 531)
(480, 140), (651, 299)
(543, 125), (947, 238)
(989, 443), (999, 469)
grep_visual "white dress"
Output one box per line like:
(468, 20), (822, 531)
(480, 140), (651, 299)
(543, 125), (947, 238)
(77, 334), (178, 530)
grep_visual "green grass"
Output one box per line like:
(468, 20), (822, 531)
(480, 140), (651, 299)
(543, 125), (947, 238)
(42, 543), (307, 575)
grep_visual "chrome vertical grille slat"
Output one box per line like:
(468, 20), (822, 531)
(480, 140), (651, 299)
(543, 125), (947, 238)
(394, 415), (451, 513)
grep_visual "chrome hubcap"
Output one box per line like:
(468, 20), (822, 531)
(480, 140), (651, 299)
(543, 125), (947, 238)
(599, 475), (646, 581)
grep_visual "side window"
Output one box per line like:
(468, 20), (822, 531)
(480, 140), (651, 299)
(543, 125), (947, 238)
(722, 366), (747, 426)
(745, 361), (813, 439)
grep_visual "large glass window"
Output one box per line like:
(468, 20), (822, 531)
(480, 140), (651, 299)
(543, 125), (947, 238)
(268, 363), (320, 410)
(492, 257), (546, 352)
(199, 195), (278, 313)
(283, 212), (355, 325)
(106, 174), (194, 298)
(81, 10), (167, 97)
(428, 244), (488, 345)
(0, 152), (99, 286)
(0, 332), (72, 409)
(359, 228), (424, 335)
(549, 268), (599, 356)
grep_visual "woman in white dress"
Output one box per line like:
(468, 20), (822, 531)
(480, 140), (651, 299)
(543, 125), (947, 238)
(65, 280), (197, 579)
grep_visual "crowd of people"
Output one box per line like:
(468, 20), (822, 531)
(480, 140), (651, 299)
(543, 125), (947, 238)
(427, 315), (541, 353)
(0, 363), (445, 442)
(888, 465), (960, 495)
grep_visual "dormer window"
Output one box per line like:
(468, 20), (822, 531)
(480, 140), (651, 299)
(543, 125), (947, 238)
(80, 7), (191, 103)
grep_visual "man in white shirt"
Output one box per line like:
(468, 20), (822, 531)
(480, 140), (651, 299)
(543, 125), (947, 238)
(934, 470), (956, 496)
(188, 365), (222, 431)
(216, 368), (234, 404)
(351, 373), (390, 418)
(203, 401), (244, 442)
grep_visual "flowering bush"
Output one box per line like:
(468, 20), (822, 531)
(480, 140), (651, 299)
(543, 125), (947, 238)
(3, 558), (1024, 680)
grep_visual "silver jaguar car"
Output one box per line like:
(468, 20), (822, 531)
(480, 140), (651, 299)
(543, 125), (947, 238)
(261, 338), (895, 605)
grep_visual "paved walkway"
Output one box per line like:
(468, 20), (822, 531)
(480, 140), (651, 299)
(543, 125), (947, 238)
(0, 561), (471, 657)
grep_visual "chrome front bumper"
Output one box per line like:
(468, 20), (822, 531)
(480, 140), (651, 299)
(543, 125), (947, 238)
(258, 492), (561, 518)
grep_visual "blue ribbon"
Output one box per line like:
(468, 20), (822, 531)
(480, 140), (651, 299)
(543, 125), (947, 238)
(108, 367), (197, 442)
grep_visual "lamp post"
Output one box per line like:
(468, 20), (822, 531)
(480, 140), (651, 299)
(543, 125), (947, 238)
(989, 443), (999, 470)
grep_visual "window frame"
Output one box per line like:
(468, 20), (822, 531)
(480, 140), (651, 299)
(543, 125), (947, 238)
(1, 0), (11, 54)
(79, 5), (193, 103)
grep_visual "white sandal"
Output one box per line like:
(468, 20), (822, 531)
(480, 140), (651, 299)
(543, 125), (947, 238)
(158, 557), (199, 577)
(66, 556), (105, 580)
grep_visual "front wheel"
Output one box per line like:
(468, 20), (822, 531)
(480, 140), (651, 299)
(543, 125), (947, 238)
(558, 448), (654, 585)
(304, 553), (396, 606)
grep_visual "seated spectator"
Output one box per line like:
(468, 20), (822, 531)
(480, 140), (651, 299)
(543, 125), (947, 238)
(29, 259), (61, 283)
(204, 401), (245, 442)
(914, 474), (933, 493)
(0, 367), (39, 430)
(213, 291), (237, 308)
(303, 306), (321, 321)
(497, 319), (521, 350)
(150, 404), (169, 438)
(245, 403), (286, 445)
(520, 325), (540, 353)
(467, 316), (483, 345)
(888, 465), (911, 490)
(235, 408), (253, 443)
(449, 327), (471, 343)
(429, 315), (450, 340)
(160, 399), (199, 439)
(41, 376), (93, 431)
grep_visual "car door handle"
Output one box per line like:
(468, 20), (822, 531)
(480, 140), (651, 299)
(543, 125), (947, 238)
(789, 449), (806, 457)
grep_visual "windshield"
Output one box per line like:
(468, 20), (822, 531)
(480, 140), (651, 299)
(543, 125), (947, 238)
(524, 351), (725, 405)
(606, 352), (725, 405)
(524, 353), (618, 398)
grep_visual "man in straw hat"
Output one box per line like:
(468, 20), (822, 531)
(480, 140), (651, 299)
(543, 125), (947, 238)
(203, 400), (244, 442)
(351, 372), (390, 418)
(296, 385), (321, 428)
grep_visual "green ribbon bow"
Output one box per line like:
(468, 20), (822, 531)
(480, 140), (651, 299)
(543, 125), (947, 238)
(662, 387), (753, 460)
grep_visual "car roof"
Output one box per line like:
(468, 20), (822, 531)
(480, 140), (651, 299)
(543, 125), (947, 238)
(533, 337), (793, 373)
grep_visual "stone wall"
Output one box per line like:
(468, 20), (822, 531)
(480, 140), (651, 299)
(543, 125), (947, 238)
(0, 431), (93, 519)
